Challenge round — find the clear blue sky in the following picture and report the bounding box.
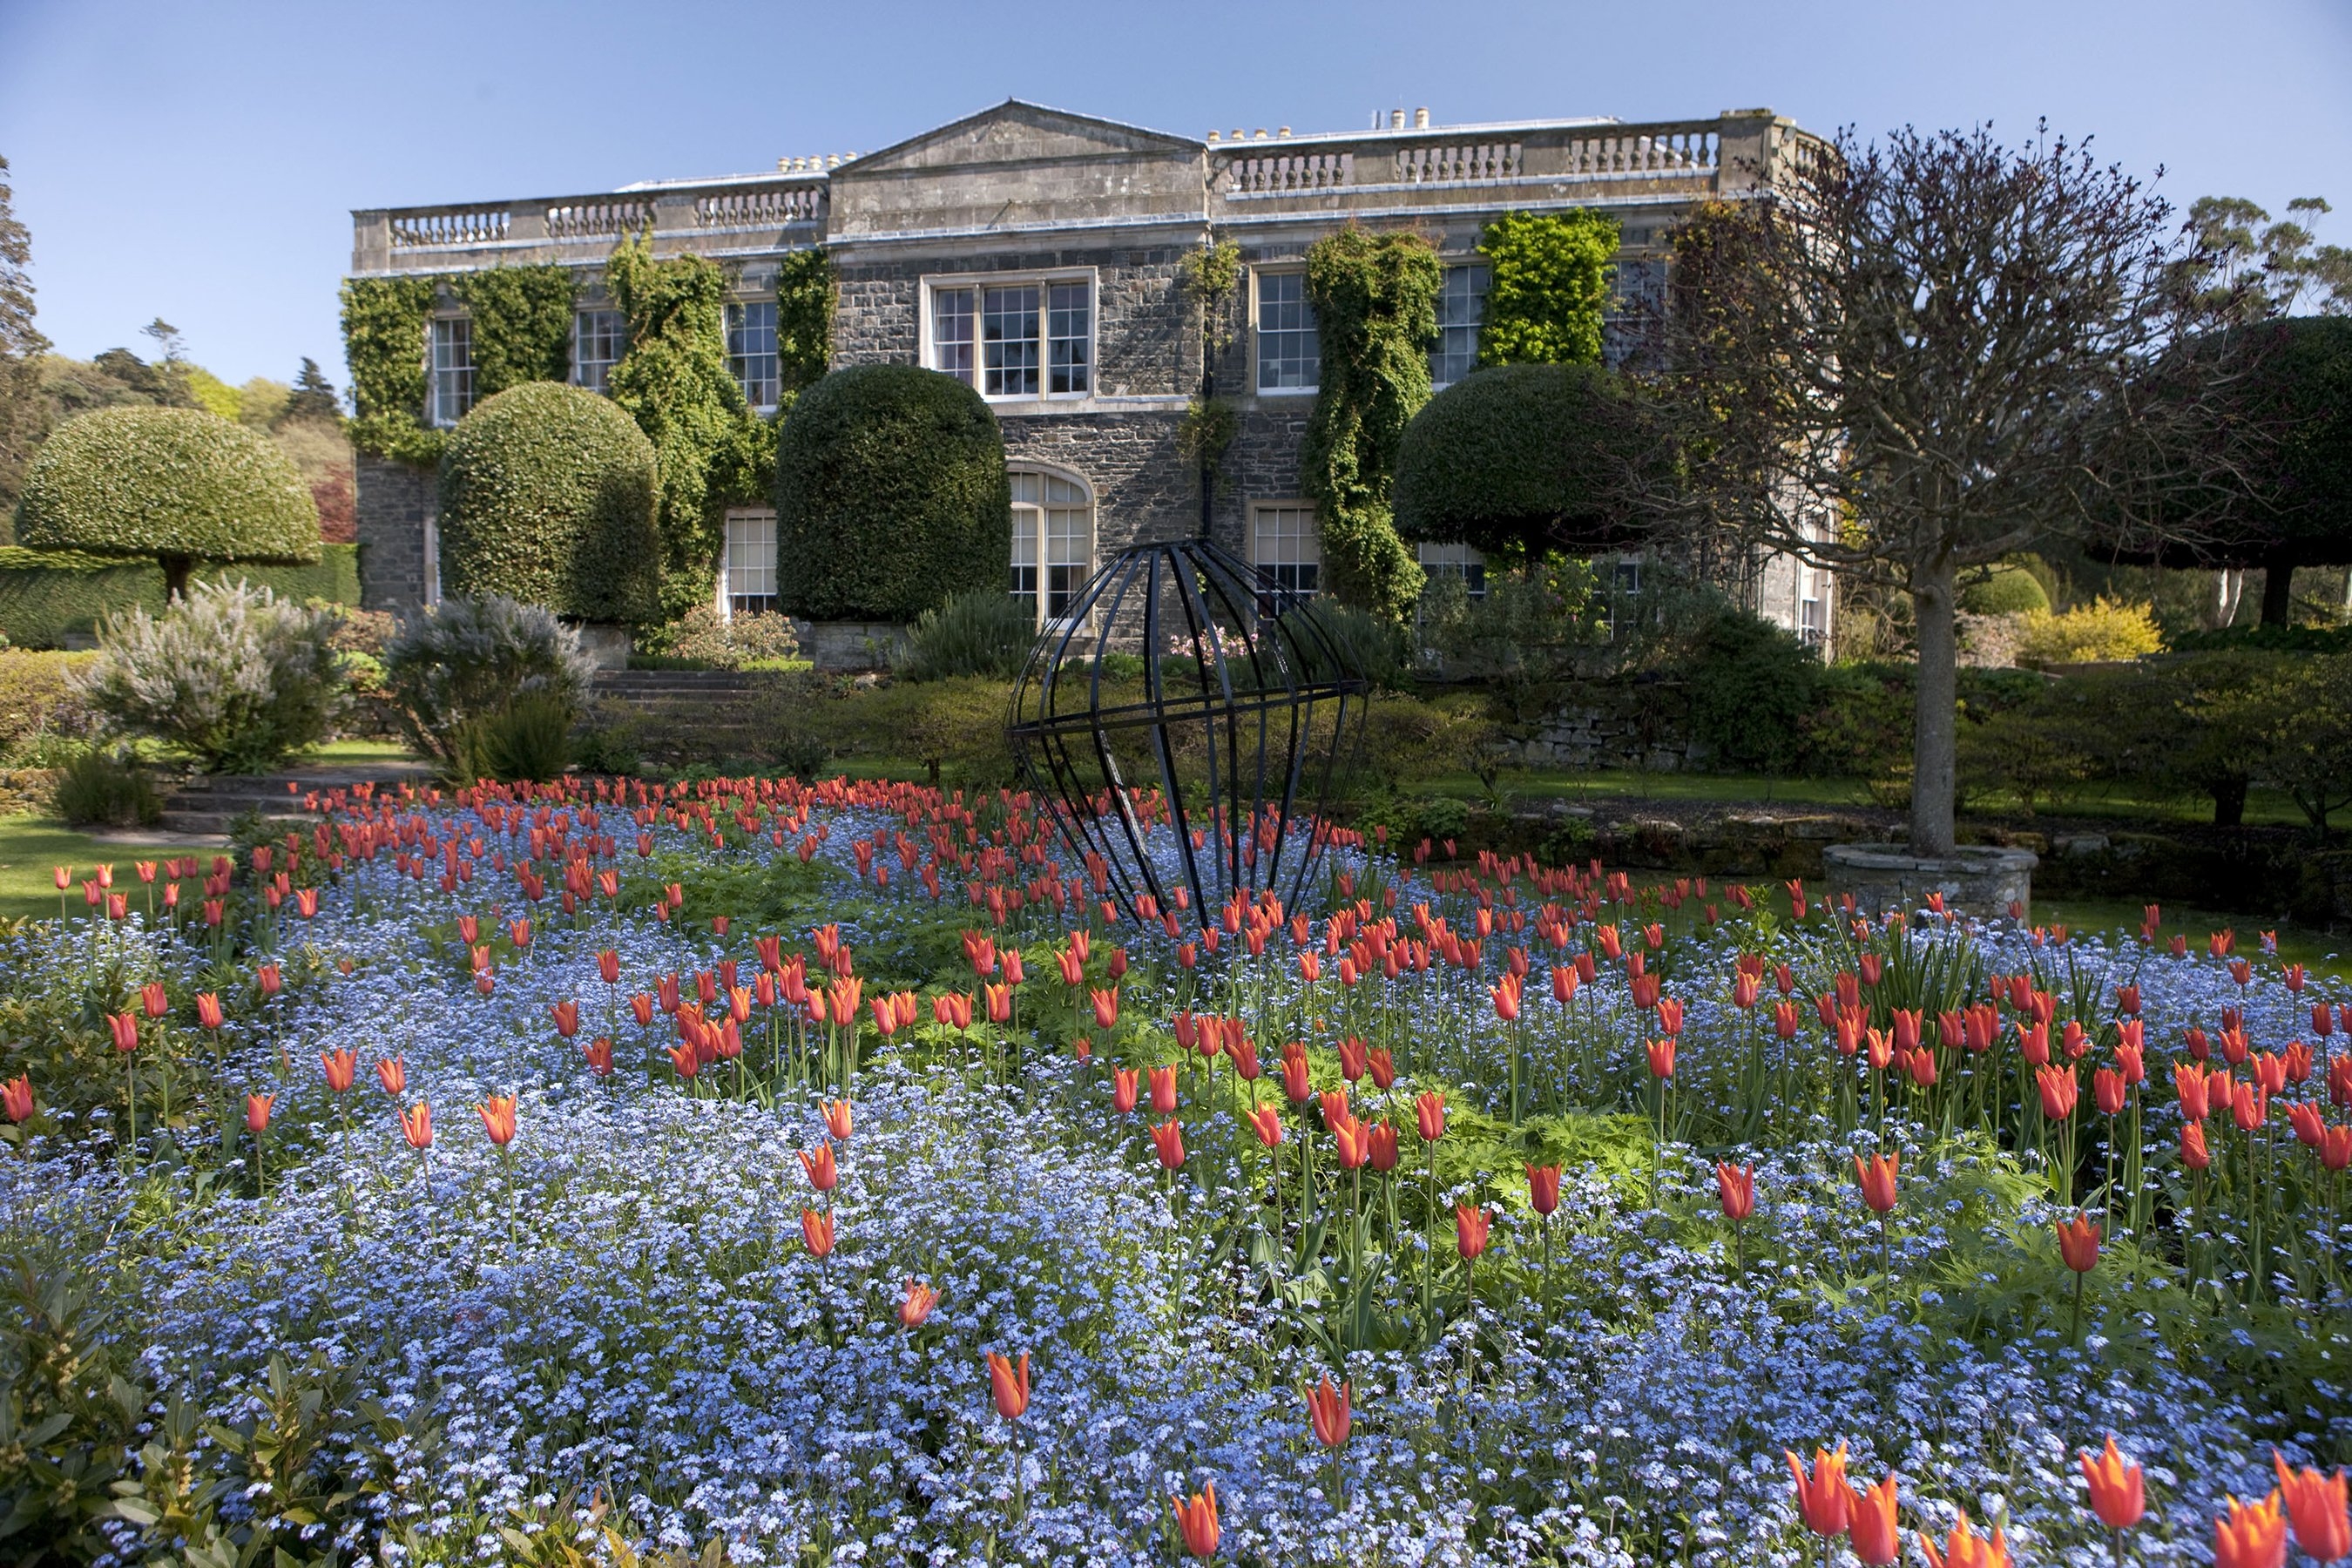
[3,0,2348,389]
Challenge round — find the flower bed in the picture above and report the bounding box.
[0,775,2345,1565]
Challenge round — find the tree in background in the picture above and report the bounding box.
[0,154,48,518]
[1301,228,1442,618]
[2180,195,2351,321]
[1476,210,1619,367]
[283,358,341,425]
[1646,125,2255,858]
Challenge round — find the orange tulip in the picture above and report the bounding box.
[476,1094,517,1146]
[801,1206,834,1258]
[1,1074,31,1123]
[1150,1118,1186,1170]
[800,1142,838,1191]
[1786,1442,1851,1536]
[1090,987,1119,1030]
[376,1056,407,1096]
[2182,1120,2213,1171]
[107,1012,139,1053]
[196,991,224,1031]
[986,1350,1030,1419]
[1919,1511,2010,1568]
[1848,1473,1901,1565]
[2081,1435,2145,1531]
[1149,1064,1178,1115]
[1854,1152,1899,1214]
[2055,1213,2100,1273]
[2274,1451,2350,1562]
[400,1101,433,1149]
[1455,1203,1489,1260]
[1646,1037,1676,1078]
[319,1049,356,1093]
[1307,1374,1350,1447]
[244,1092,274,1134]
[823,1098,853,1141]
[1415,1090,1446,1142]
[1717,1162,1756,1221]
[900,1280,937,1327]
[1170,1480,1220,1558]
[1247,1104,1282,1148]
[1367,1121,1399,1173]
[2037,1063,2078,1120]
[2213,1491,2288,1568]
[139,981,168,1018]
[1112,1067,1140,1114]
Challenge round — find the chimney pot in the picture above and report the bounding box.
[1277,126,1291,138]
[1390,108,1406,129]
[1253,127,1267,139]
[1231,128,1245,143]
[1414,107,1429,128]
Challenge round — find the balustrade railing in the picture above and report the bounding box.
[1392,143,1522,183]
[1225,151,1354,193]
[544,198,655,240]
[389,207,510,248]
[695,184,825,228]
[1559,129,1717,177]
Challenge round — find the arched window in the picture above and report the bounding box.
[1010,468,1093,627]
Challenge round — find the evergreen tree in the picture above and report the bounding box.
[0,153,49,515]
[281,357,342,424]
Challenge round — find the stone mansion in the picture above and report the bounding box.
[348,98,1833,646]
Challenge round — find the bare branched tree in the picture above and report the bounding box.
[1639,123,2261,857]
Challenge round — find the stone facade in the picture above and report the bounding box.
[350,98,1834,636]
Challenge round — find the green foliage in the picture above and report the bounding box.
[457,688,576,784]
[1682,609,1821,773]
[774,364,1009,623]
[75,581,344,773]
[339,274,443,466]
[1175,396,1239,467]
[1958,561,2051,615]
[899,591,1033,681]
[1301,229,1443,618]
[0,650,95,762]
[51,745,159,826]
[771,248,835,396]
[640,603,801,669]
[0,543,358,649]
[571,700,645,777]
[1284,597,1412,693]
[436,382,661,621]
[2016,597,2165,663]
[14,407,321,581]
[382,595,592,765]
[0,1256,145,1567]
[1477,210,1619,367]
[451,266,577,396]
[1393,363,1655,563]
[605,233,768,621]
[2168,620,2352,654]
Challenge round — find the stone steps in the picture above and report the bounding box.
[155,762,432,838]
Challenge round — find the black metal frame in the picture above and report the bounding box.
[1008,538,1369,929]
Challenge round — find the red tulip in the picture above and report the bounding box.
[1717,1162,1755,1221]
[1248,1104,1282,1148]
[1281,1049,1312,1105]
[477,1094,517,1146]
[195,991,224,1031]
[1150,1119,1186,1169]
[1170,1481,1220,1558]
[1367,1121,1399,1172]
[987,1350,1030,1419]
[2213,1491,2288,1568]
[2182,1120,2213,1171]
[1307,1375,1350,1447]
[2036,1064,2078,1120]
[1848,1473,1902,1565]
[376,1056,407,1096]
[1786,1442,1852,1537]
[800,1142,839,1191]
[2081,1435,2145,1531]
[1090,988,1119,1030]
[1,1074,31,1124]
[1455,1203,1489,1260]
[801,1207,834,1258]
[1149,1064,1178,1116]
[584,1038,614,1077]
[1415,1091,1446,1142]
[1112,1067,1139,1114]
[244,1092,274,1134]
[2274,1452,2350,1563]
[1854,1152,1899,1214]
[1526,1163,1561,1217]
[107,1012,139,1053]
[2055,1213,2100,1273]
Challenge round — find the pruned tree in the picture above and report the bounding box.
[0,154,50,516]
[1645,124,2258,857]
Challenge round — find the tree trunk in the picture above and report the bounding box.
[2259,557,2295,627]
[1910,555,1960,856]
[160,553,192,600]
[2211,775,2247,828]
[2215,568,2243,628]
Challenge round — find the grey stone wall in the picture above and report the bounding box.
[354,456,435,613]
[1002,411,1194,551]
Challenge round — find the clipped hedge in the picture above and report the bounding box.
[774,365,1008,623]
[0,544,359,649]
[13,406,321,580]
[1392,363,1655,561]
[437,382,662,622]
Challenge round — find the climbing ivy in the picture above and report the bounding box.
[1301,228,1442,618]
[1477,210,1619,367]
[451,266,576,397]
[605,233,767,621]
[772,248,835,398]
[339,275,442,467]
[1179,239,1243,491]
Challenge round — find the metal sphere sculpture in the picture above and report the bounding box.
[1009,538,1369,930]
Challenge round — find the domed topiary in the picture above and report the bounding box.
[14,405,321,597]
[1392,363,1656,563]
[774,364,1009,623]
[1960,562,2051,615]
[437,382,661,623]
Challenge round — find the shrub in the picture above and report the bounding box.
[899,592,1033,681]
[0,542,361,648]
[71,582,343,774]
[1284,598,1413,694]
[2017,597,2165,664]
[1393,364,1656,564]
[649,603,802,669]
[459,690,574,784]
[774,365,1010,623]
[1681,609,1821,773]
[1959,562,2051,615]
[571,700,645,777]
[436,382,662,622]
[0,649,97,763]
[13,406,321,596]
[51,745,160,826]
[382,596,592,765]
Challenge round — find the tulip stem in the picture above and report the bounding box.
[2069,1265,2084,1348]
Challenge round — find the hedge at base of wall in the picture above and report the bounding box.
[0,544,362,649]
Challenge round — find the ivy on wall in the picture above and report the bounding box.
[1301,228,1442,618]
[451,266,576,398]
[772,248,835,399]
[339,276,442,467]
[1477,210,1620,368]
[605,233,767,621]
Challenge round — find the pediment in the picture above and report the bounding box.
[844,100,1202,176]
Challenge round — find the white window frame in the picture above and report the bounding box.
[1417,539,1487,598]
[427,316,473,428]
[721,507,779,621]
[1009,465,1095,630]
[1249,501,1321,597]
[919,267,1098,402]
[1252,268,1319,395]
[726,299,781,412]
[1430,261,1490,389]
[573,308,626,395]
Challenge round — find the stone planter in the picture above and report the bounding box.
[1821,842,2039,923]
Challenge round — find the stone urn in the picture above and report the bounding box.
[1821,842,2039,923]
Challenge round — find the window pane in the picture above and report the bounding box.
[1253,504,1321,596]
[1417,539,1487,598]
[983,286,1040,397]
[1045,504,1090,619]
[1047,280,1090,394]
[1429,263,1489,387]
[727,301,779,409]
[575,309,627,395]
[932,288,975,386]
[1255,272,1319,392]
[430,318,474,427]
[1010,505,1039,615]
[725,508,779,616]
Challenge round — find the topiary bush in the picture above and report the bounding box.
[436,382,661,622]
[898,591,1033,681]
[71,581,344,774]
[52,745,160,826]
[2017,597,2165,664]
[1393,364,1657,563]
[1682,608,1821,774]
[774,365,1009,623]
[382,595,592,766]
[13,407,321,597]
[1958,562,2051,615]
